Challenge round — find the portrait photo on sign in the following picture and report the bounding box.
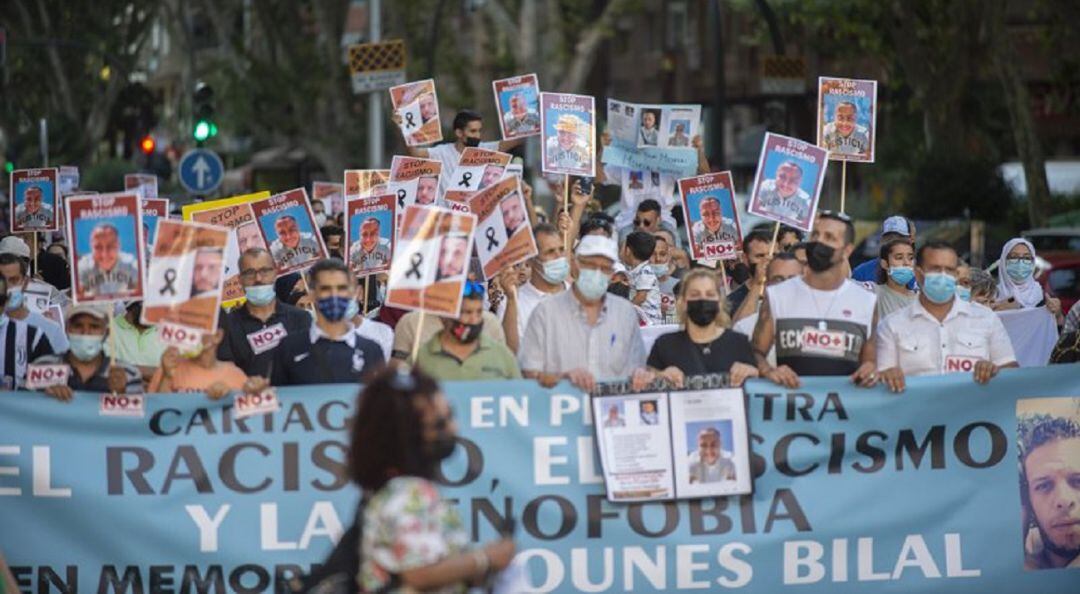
[817,77,878,162]
[494,74,542,140]
[747,132,828,232]
[345,169,391,200]
[658,105,701,149]
[390,79,442,146]
[607,99,640,147]
[386,206,476,317]
[250,190,327,275]
[638,107,662,148]
[141,219,229,332]
[540,92,595,177]
[124,173,158,198]
[346,195,396,276]
[389,156,443,214]
[1016,397,1080,571]
[66,193,144,304]
[667,388,752,498]
[468,176,537,279]
[10,168,59,232]
[592,393,676,502]
[682,420,737,484]
[679,172,743,261]
[183,191,270,307]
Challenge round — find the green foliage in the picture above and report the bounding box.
[80,159,138,193]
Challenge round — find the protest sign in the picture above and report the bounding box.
[98,393,146,418]
[23,280,52,315]
[389,78,442,146]
[124,173,158,198]
[388,156,443,215]
[493,73,542,140]
[9,168,59,232]
[607,98,641,147]
[679,171,743,261]
[4,365,1080,593]
[386,205,476,317]
[540,92,595,177]
[600,142,699,178]
[311,181,343,216]
[66,192,144,304]
[141,219,229,332]
[24,364,69,390]
[344,169,390,201]
[468,176,537,279]
[140,198,170,256]
[443,147,513,210]
[58,166,79,195]
[183,191,271,307]
[817,76,878,163]
[657,105,700,149]
[747,132,829,232]
[249,189,327,276]
[345,193,396,276]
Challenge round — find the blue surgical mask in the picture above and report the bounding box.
[1005,258,1034,283]
[956,285,972,302]
[540,257,570,284]
[575,268,611,301]
[650,263,670,278]
[244,284,276,307]
[69,334,105,362]
[4,288,23,312]
[316,296,352,322]
[344,298,359,321]
[888,266,914,286]
[922,272,957,304]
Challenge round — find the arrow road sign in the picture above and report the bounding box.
[178,148,224,194]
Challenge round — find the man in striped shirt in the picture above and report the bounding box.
[31,304,142,400]
[0,274,55,389]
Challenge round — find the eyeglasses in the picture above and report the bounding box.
[239,267,276,281]
[633,218,655,227]
[463,280,486,298]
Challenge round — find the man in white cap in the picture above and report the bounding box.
[851,215,916,284]
[519,235,646,391]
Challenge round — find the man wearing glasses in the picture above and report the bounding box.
[217,247,312,385]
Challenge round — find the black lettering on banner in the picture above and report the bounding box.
[404,112,416,129]
[433,437,484,487]
[763,488,812,532]
[283,442,300,491]
[160,268,177,296]
[472,497,513,541]
[406,252,424,280]
[774,432,819,477]
[282,403,314,432]
[853,430,888,473]
[748,433,768,480]
[311,440,349,491]
[586,493,620,538]
[954,422,1007,468]
[229,564,271,594]
[107,447,156,495]
[219,442,272,493]
[150,565,175,593]
[485,227,500,251]
[828,432,846,474]
[99,565,141,594]
[161,446,214,494]
[523,495,576,540]
[895,426,946,470]
[149,408,182,436]
[318,400,351,431]
[182,565,226,594]
[627,501,678,537]
[688,497,735,535]
[458,172,472,188]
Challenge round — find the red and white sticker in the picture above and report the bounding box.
[944,355,982,373]
[99,393,146,418]
[25,364,70,390]
[233,389,281,419]
[157,321,204,351]
[702,241,737,260]
[246,323,288,355]
[801,326,848,357]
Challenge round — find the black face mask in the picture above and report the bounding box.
[805,241,837,273]
[462,136,481,148]
[607,282,630,299]
[425,433,457,462]
[450,321,483,343]
[686,299,720,326]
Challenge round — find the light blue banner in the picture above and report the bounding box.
[2,364,1079,593]
[601,143,698,178]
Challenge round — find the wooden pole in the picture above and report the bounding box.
[31,233,38,277]
[767,221,781,257]
[299,274,314,312]
[562,175,571,252]
[840,159,848,214]
[410,309,425,365]
[362,276,370,316]
[108,308,117,368]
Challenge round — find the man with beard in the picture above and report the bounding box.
[502,92,540,137]
[822,101,871,158]
[269,215,322,269]
[545,114,591,172]
[14,185,55,229]
[691,196,739,248]
[349,217,392,273]
[1018,410,1080,569]
[755,160,812,227]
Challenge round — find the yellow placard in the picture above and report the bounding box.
[181,191,270,221]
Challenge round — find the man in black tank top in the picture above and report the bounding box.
[751,211,879,388]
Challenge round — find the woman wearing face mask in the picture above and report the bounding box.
[874,239,917,319]
[993,238,1063,322]
[352,368,517,593]
[634,269,759,388]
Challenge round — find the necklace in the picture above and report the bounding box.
[808,279,844,330]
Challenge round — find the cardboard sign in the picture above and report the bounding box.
[345,194,396,276]
[25,364,70,390]
[58,166,80,195]
[493,73,542,140]
[124,173,159,198]
[388,156,443,217]
[678,171,743,261]
[249,188,328,276]
[311,181,343,216]
[141,219,229,332]
[10,168,60,232]
[540,92,595,177]
[233,389,281,419]
[344,169,391,201]
[945,355,982,374]
[442,147,513,206]
[608,99,701,150]
[156,321,204,351]
[389,79,442,146]
[746,132,829,233]
[66,192,145,304]
[183,191,271,307]
[817,76,878,163]
[468,176,537,279]
[801,326,848,357]
[141,198,170,255]
[386,206,476,317]
[24,280,53,315]
[99,393,146,418]
[246,323,288,355]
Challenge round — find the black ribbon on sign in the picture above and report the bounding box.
[404,113,416,129]
[406,252,424,280]
[397,189,407,208]
[458,172,472,188]
[485,227,500,251]
[160,269,177,296]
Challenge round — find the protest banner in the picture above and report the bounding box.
[183,191,271,307]
[3,365,1080,592]
[389,78,442,146]
[817,76,877,163]
[58,166,79,195]
[747,132,829,233]
[607,98,641,147]
[124,173,159,198]
[443,147,513,211]
[140,198,170,256]
[140,219,229,332]
[657,105,700,149]
[66,192,144,304]
[679,172,743,261]
[600,142,699,178]
[468,176,537,279]
[386,205,476,317]
[9,167,59,232]
[344,169,390,201]
[997,307,1059,367]
[388,155,443,215]
[494,73,542,140]
[311,181,343,216]
[345,193,396,276]
[540,92,595,177]
[249,189,327,276]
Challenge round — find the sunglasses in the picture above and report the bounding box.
[633,218,655,227]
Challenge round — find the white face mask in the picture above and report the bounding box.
[314,213,328,227]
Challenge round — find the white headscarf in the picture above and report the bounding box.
[996,237,1043,308]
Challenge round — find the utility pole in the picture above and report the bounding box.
[39,118,48,166]
[367,0,384,167]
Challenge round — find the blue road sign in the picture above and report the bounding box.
[178,148,224,194]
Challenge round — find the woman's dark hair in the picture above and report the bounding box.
[876,238,914,285]
[350,367,443,491]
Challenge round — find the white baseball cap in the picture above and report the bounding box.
[0,236,31,259]
[575,235,618,262]
[881,216,912,237]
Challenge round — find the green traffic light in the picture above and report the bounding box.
[4,162,12,174]
[193,119,212,142]
[209,122,218,138]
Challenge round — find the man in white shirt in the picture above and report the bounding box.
[497,223,569,352]
[733,253,803,365]
[877,241,1018,391]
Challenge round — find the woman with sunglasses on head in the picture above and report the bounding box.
[632,269,759,390]
[351,368,517,593]
[993,238,1063,324]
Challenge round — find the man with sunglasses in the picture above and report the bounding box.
[617,199,682,250]
[218,248,312,385]
[415,281,521,380]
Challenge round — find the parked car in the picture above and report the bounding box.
[1040,256,1080,316]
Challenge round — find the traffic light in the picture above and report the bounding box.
[192,82,217,144]
[139,135,156,155]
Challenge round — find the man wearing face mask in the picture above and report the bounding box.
[0,272,54,390]
[0,253,67,354]
[275,258,385,384]
[415,281,521,381]
[497,223,570,352]
[108,301,167,383]
[218,248,312,385]
[519,235,646,392]
[733,252,804,366]
[876,241,1017,392]
[32,304,142,401]
[320,225,345,261]
[752,211,879,388]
